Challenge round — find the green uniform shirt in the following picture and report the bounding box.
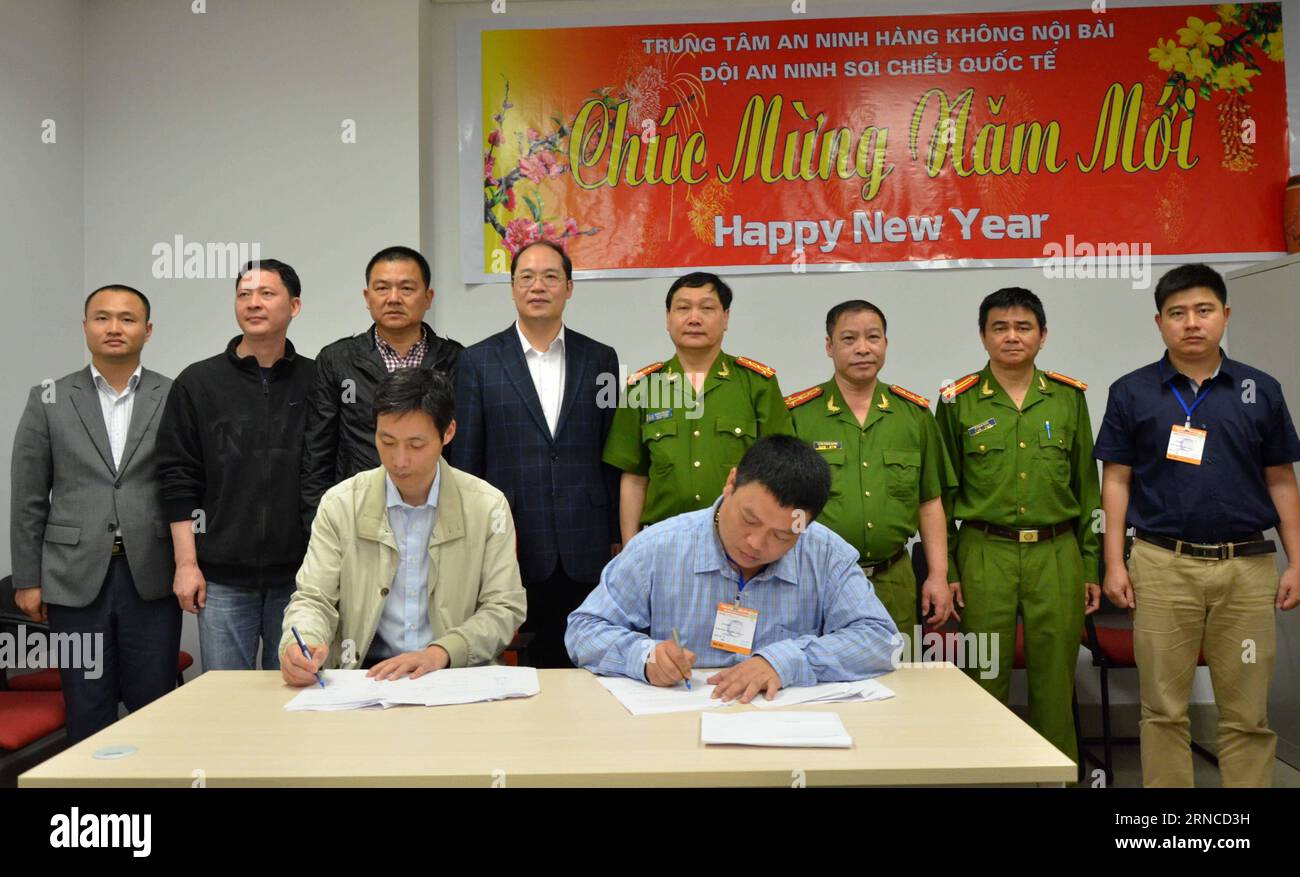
[788,379,955,563]
[602,350,793,526]
[935,364,1102,580]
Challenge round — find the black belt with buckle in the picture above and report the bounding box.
[859,546,908,577]
[962,520,1074,544]
[1135,529,1275,561]
[111,537,126,557]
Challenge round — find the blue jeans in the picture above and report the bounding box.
[197,581,294,671]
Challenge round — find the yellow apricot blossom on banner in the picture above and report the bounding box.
[1214,5,1241,25]
[1266,30,1284,63]
[1178,16,1225,54]
[1174,47,1214,79]
[1148,37,1189,72]
[1214,61,1259,91]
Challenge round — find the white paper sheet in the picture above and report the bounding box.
[752,678,895,709]
[595,670,723,715]
[700,711,853,748]
[595,670,895,716]
[284,666,540,711]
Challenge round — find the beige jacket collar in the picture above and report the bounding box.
[354,458,466,550]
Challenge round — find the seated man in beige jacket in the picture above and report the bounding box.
[280,367,526,686]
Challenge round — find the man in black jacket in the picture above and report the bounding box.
[300,246,462,533]
[157,259,315,670]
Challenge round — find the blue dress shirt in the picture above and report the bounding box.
[564,499,899,687]
[369,470,441,660]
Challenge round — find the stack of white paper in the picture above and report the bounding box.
[752,678,894,709]
[700,711,853,748]
[595,670,895,716]
[284,666,540,711]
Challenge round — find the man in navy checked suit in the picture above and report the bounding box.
[449,241,620,667]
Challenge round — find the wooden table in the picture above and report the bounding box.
[19,665,1075,787]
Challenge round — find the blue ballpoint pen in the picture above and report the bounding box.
[291,625,325,688]
[671,627,691,691]
[1046,421,1052,440]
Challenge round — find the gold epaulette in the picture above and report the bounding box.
[784,386,823,410]
[626,362,664,385]
[890,385,931,409]
[1045,371,1088,391]
[940,373,980,401]
[734,356,776,378]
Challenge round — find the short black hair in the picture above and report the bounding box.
[979,287,1046,333]
[733,435,832,520]
[237,259,301,298]
[510,240,572,281]
[372,367,455,436]
[84,284,151,321]
[1154,263,1227,312]
[826,300,887,337]
[666,272,732,310]
[366,246,431,288]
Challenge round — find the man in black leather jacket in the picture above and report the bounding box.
[300,246,462,534]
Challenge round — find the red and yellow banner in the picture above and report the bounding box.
[470,3,1289,279]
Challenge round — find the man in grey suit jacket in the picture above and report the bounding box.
[10,285,181,743]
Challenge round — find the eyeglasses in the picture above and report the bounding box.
[513,271,566,289]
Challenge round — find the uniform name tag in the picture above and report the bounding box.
[967,418,997,436]
[710,602,758,655]
[645,409,672,423]
[813,441,842,451]
[1167,424,1207,465]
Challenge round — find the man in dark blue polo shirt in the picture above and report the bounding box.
[1095,263,1300,788]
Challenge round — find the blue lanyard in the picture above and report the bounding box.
[723,552,751,603]
[1159,359,1212,426]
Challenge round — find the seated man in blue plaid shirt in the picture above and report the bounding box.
[565,434,899,703]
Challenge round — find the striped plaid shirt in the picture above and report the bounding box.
[565,500,899,687]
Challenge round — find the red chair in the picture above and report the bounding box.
[1081,614,1216,785]
[0,690,67,760]
[6,651,196,691]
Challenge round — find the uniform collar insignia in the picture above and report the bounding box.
[826,394,841,414]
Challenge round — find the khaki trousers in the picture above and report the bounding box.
[1129,538,1278,787]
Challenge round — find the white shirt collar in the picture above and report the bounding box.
[516,321,565,357]
[385,466,441,511]
[89,363,143,397]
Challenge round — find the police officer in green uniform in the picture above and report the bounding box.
[786,300,956,634]
[603,272,792,542]
[935,287,1101,767]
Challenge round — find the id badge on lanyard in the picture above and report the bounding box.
[1162,362,1211,466]
[711,564,758,655]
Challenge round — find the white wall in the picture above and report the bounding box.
[0,0,87,579]
[82,0,424,380]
